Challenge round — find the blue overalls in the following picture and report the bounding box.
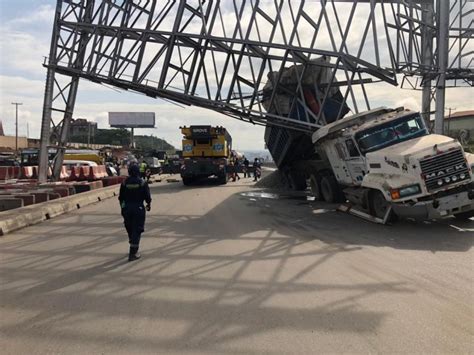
[118,176,151,252]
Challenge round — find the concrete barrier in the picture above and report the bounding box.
[13,194,36,206]
[0,184,120,236]
[0,197,24,212]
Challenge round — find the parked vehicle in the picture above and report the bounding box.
[180,125,232,185]
[143,156,161,174]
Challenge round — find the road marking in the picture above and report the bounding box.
[449,224,474,232]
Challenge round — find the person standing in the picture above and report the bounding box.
[253,158,261,181]
[243,157,250,178]
[119,164,152,261]
[139,159,148,179]
[234,158,241,181]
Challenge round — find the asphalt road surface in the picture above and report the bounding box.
[1,172,473,354]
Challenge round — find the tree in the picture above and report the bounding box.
[134,135,174,151]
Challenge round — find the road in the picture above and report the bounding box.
[1,172,473,354]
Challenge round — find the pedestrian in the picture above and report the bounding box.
[119,164,152,261]
[253,158,261,181]
[234,158,241,181]
[228,159,236,182]
[139,159,148,179]
[243,157,250,178]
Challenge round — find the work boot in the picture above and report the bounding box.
[128,246,141,262]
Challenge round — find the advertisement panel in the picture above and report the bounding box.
[109,112,155,128]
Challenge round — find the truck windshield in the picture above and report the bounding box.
[355,114,428,154]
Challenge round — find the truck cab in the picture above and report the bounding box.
[313,107,474,221]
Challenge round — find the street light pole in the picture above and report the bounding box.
[11,102,23,153]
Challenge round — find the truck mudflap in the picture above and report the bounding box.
[392,189,474,220]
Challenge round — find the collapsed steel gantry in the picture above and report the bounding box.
[38,0,473,182]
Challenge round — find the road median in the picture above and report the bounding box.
[0,185,120,236]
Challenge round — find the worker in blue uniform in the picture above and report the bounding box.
[119,164,152,261]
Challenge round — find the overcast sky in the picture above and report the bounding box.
[0,1,472,151]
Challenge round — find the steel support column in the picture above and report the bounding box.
[421,0,434,126]
[434,0,450,134]
[38,1,63,183]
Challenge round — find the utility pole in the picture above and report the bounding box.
[11,102,23,153]
[446,107,456,136]
[88,122,91,148]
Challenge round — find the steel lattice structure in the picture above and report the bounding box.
[39,0,473,182]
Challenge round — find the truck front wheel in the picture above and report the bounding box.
[369,190,397,222]
[321,176,345,203]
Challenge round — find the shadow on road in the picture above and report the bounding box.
[0,182,471,353]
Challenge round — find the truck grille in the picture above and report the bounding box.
[420,149,470,191]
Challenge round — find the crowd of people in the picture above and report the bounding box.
[228,155,262,182]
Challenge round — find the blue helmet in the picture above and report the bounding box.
[128,164,140,176]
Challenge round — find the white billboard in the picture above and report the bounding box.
[109,112,155,128]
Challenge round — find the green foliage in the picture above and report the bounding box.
[95,128,131,146]
[70,128,130,146]
[69,129,174,151]
[134,135,174,151]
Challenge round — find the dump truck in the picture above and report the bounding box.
[312,107,474,222]
[264,59,474,222]
[180,125,232,185]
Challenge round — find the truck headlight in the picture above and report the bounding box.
[390,184,421,200]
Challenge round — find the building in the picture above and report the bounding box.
[444,110,474,145]
[0,120,4,136]
[0,136,29,151]
[69,118,98,143]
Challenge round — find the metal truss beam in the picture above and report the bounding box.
[39,0,473,182]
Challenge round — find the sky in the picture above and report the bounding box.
[0,1,472,151]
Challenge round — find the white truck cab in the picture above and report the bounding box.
[313,107,474,221]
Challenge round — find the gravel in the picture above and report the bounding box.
[254,170,286,189]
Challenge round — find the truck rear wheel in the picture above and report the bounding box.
[288,171,307,191]
[217,173,228,185]
[309,174,322,200]
[321,176,345,203]
[280,170,292,190]
[182,176,194,186]
[453,210,474,221]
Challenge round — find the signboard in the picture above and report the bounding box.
[109,112,155,128]
[190,125,211,137]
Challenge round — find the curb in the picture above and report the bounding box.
[0,185,120,236]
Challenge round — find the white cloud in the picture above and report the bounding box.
[0,30,50,76]
[8,4,54,26]
[0,2,472,153]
